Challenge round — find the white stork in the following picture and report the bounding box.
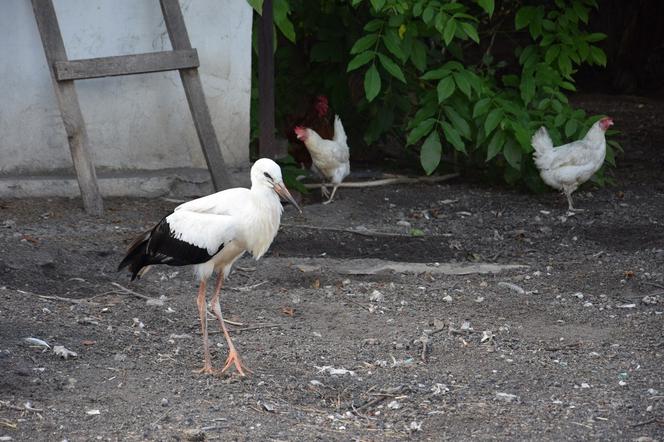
[118,158,301,376]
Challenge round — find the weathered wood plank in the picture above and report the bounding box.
[31,0,103,215]
[55,49,199,81]
[159,0,233,190]
[258,0,280,159]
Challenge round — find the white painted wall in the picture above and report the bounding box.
[0,0,251,180]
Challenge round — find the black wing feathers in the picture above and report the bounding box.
[118,216,224,281]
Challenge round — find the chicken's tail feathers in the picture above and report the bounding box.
[531,126,553,165]
[332,114,347,146]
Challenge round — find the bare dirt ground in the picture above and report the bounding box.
[1,95,663,441]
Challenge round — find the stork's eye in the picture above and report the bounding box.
[263,172,273,180]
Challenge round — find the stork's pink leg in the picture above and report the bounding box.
[193,280,215,374]
[211,273,251,376]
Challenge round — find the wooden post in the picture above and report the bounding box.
[160,0,233,190]
[258,0,280,159]
[31,0,103,215]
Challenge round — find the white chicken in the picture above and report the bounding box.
[294,115,350,204]
[532,117,614,212]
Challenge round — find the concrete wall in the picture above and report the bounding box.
[0,0,252,196]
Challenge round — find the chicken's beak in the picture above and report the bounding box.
[274,183,302,213]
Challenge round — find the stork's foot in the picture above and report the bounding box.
[221,348,252,377]
[192,363,216,375]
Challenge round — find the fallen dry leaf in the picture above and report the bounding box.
[312,278,321,289]
[281,306,295,317]
[81,340,96,346]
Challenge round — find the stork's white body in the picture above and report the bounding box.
[167,185,283,281]
[119,158,300,375]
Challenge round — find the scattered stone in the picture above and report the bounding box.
[53,345,77,359]
[261,402,276,412]
[647,388,659,395]
[114,353,127,362]
[572,292,584,299]
[481,330,494,343]
[409,421,422,432]
[182,429,206,442]
[387,400,401,409]
[24,337,50,349]
[396,220,411,228]
[315,365,356,376]
[369,290,384,302]
[161,398,169,407]
[616,304,636,309]
[442,295,453,302]
[498,282,525,294]
[642,295,659,305]
[86,409,100,415]
[431,383,449,395]
[495,392,519,403]
[363,338,379,346]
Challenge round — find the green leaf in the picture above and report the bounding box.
[377,53,406,83]
[520,75,535,104]
[407,118,436,145]
[442,122,466,152]
[477,0,495,16]
[502,140,522,170]
[585,32,607,43]
[486,130,506,161]
[589,46,607,66]
[383,31,407,62]
[460,22,480,43]
[350,34,379,54]
[473,97,491,118]
[545,45,561,65]
[364,19,383,32]
[410,228,425,237]
[444,107,472,139]
[422,6,435,24]
[420,130,442,175]
[347,51,375,72]
[364,64,381,102]
[564,119,578,137]
[369,0,386,11]
[410,39,427,72]
[273,0,295,43]
[515,6,533,30]
[421,66,450,80]
[443,19,457,46]
[453,72,472,98]
[246,0,263,14]
[437,77,456,102]
[484,108,504,135]
[352,0,363,5]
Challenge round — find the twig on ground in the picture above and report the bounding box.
[344,296,372,312]
[228,281,268,292]
[544,342,582,352]
[110,282,153,301]
[632,417,664,427]
[642,281,664,290]
[202,323,281,334]
[19,289,101,306]
[281,224,411,238]
[355,386,405,412]
[303,173,458,189]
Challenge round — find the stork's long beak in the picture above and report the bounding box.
[274,183,302,213]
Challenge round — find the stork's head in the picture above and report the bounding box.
[294,126,309,141]
[599,117,614,131]
[314,95,329,117]
[251,158,302,213]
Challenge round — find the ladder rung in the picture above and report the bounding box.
[54,49,200,81]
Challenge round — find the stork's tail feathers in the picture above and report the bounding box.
[531,126,553,168]
[117,231,151,281]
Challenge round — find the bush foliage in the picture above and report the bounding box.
[249,0,620,189]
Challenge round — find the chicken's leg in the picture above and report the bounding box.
[211,273,250,376]
[564,188,584,213]
[193,280,214,374]
[323,184,340,205]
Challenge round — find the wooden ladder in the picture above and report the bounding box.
[32,0,233,215]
